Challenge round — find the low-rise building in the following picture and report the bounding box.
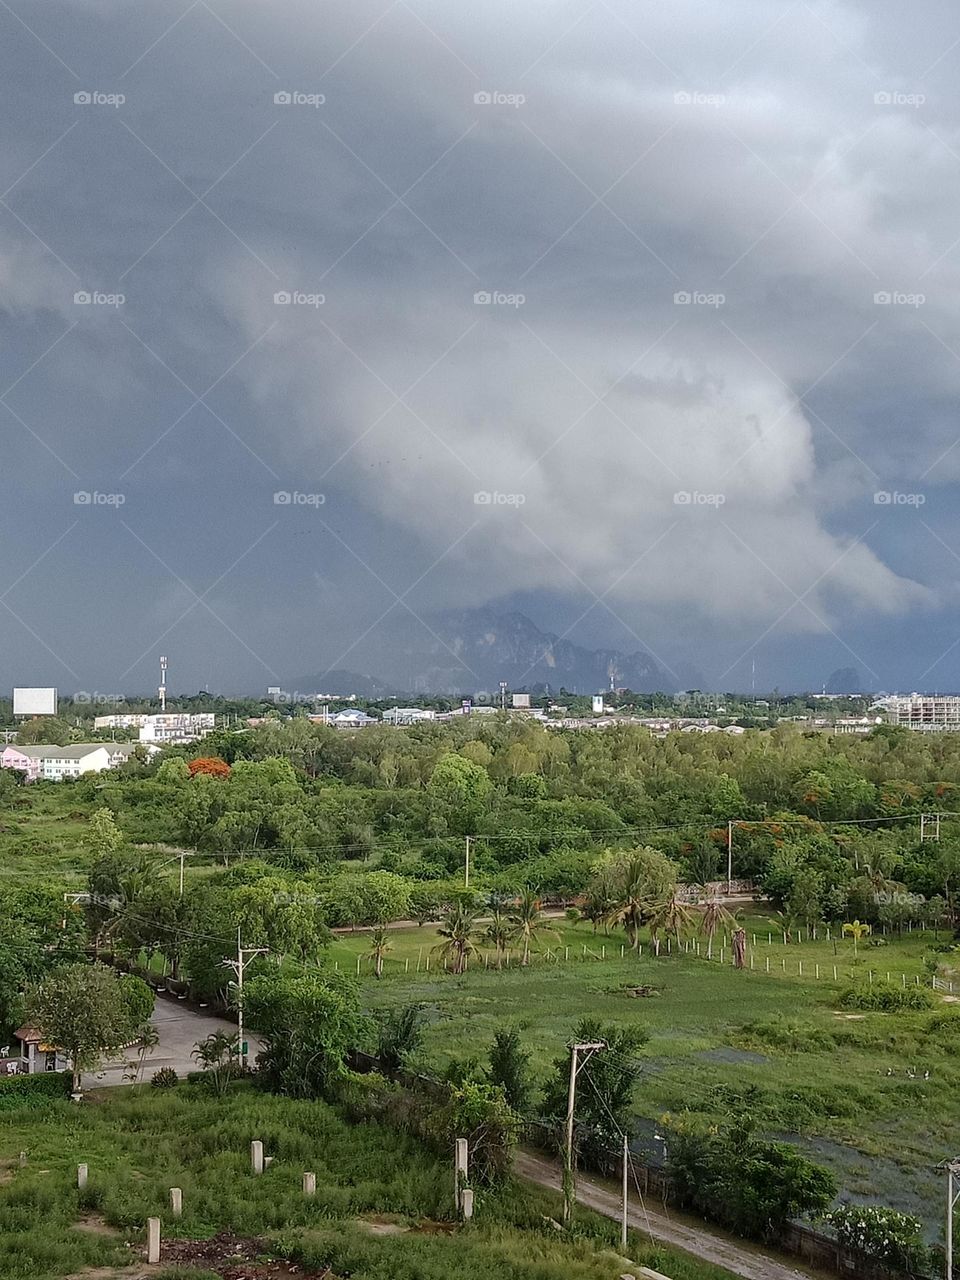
[0,742,145,781]
[381,707,437,725]
[93,712,215,743]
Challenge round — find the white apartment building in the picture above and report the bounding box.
[93,712,215,742]
[381,707,437,725]
[876,694,960,732]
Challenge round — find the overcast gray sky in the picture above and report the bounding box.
[3,0,960,695]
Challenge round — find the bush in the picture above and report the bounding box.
[151,1066,178,1088]
[0,1070,71,1109]
[838,982,935,1012]
[828,1204,927,1272]
[665,1114,836,1242]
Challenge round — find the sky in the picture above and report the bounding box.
[2,0,960,696]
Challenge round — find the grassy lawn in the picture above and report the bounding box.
[0,1082,739,1280]
[337,915,958,1235]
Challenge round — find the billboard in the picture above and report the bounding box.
[13,687,58,716]
[592,695,604,714]
[511,692,531,709]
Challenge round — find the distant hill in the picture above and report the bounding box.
[288,608,696,697]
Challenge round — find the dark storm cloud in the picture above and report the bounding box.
[2,0,960,691]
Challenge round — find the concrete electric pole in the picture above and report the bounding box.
[563,1040,605,1226]
[222,928,268,1070]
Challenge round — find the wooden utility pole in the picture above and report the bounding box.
[563,1040,605,1226]
[621,1132,629,1249]
[726,820,733,892]
[464,836,472,887]
[946,1158,960,1280]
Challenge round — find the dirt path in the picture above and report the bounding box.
[514,1149,826,1280]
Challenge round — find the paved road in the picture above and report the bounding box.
[515,1149,826,1280]
[81,995,259,1089]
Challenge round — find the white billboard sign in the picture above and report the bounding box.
[13,687,58,716]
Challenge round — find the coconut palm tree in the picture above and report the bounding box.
[647,891,694,954]
[842,919,871,956]
[509,889,558,965]
[485,908,510,969]
[698,899,736,959]
[582,872,617,935]
[368,925,391,978]
[604,851,675,949]
[432,907,478,975]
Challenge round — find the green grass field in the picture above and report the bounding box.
[0,1082,739,1280]
[334,913,958,1235]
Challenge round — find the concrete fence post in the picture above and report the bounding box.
[170,1188,182,1218]
[251,1141,264,1175]
[147,1216,161,1264]
[454,1137,468,1210]
[77,1163,88,1190]
[461,1186,474,1220]
[18,1151,27,1168]
[303,1172,316,1196]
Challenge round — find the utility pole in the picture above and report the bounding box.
[621,1132,629,1250]
[562,1040,605,1226]
[464,836,472,888]
[922,813,942,842]
[222,928,268,1070]
[726,820,733,893]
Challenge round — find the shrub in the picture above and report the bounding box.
[838,982,935,1012]
[151,1066,178,1088]
[0,1070,71,1109]
[665,1114,836,1241]
[828,1204,927,1272]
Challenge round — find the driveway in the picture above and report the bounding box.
[82,995,260,1088]
[515,1149,829,1280]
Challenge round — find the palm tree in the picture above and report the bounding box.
[134,1022,160,1083]
[605,856,662,949]
[192,1029,239,1096]
[583,873,617,935]
[509,889,558,965]
[485,909,510,969]
[842,919,871,956]
[432,907,478,975]
[647,891,694,954]
[698,899,736,959]
[368,925,391,978]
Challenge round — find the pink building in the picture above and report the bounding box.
[0,746,41,781]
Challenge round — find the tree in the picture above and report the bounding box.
[377,1003,425,1075]
[509,889,557,965]
[368,925,391,978]
[188,757,231,778]
[541,1019,648,1167]
[84,807,124,859]
[488,1027,533,1113]
[698,899,735,959]
[192,1029,239,1096]
[244,970,365,1098]
[129,1022,160,1083]
[602,848,678,949]
[842,919,871,955]
[485,908,511,969]
[26,963,151,1093]
[433,906,479,974]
